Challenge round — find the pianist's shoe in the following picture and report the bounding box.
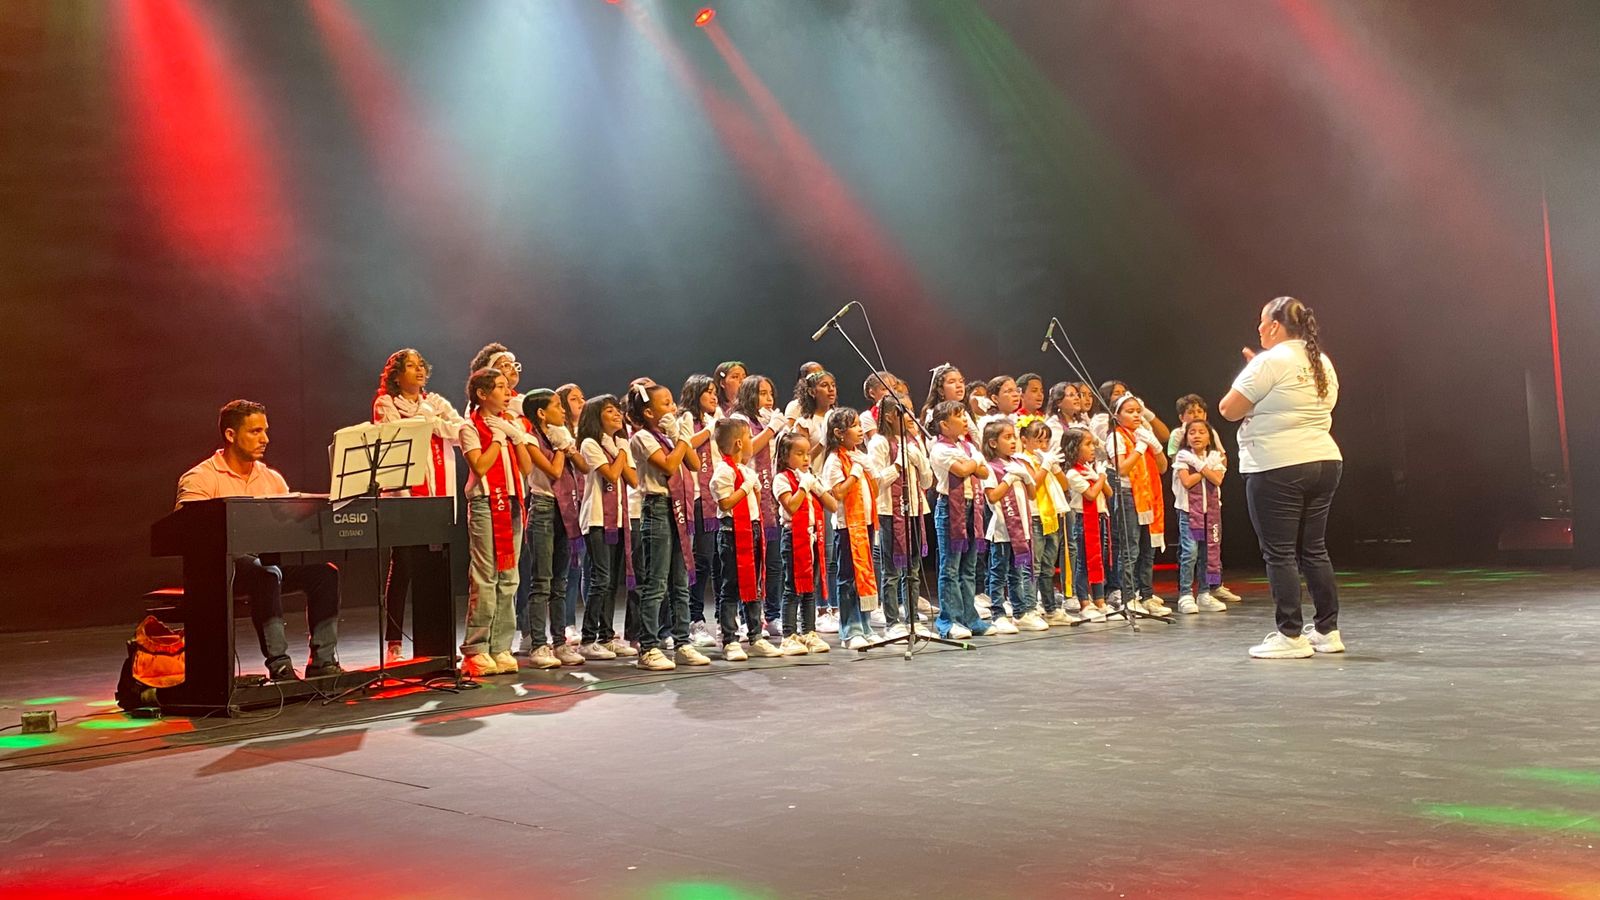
[305,660,344,679]
[267,659,299,682]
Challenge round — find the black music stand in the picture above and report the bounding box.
[326,419,465,701]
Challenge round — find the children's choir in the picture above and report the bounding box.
[369,349,1244,674]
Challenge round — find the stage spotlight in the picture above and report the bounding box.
[693,7,715,27]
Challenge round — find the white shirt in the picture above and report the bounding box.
[459,418,519,499]
[820,449,876,529]
[579,435,632,530]
[867,433,932,517]
[929,437,982,498]
[711,456,762,523]
[983,459,1034,544]
[1172,449,1224,514]
[794,413,829,475]
[1231,339,1340,474]
[628,429,676,496]
[1065,463,1110,516]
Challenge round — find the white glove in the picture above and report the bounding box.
[760,407,785,432]
[1005,461,1035,488]
[798,473,822,495]
[485,414,514,444]
[545,424,575,451]
[975,395,995,414]
[849,450,872,471]
[1042,448,1064,473]
[1133,426,1159,453]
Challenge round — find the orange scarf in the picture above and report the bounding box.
[1116,425,1167,551]
[837,449,879,607]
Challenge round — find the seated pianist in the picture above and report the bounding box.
[176,400,343,682]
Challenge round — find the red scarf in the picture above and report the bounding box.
[1075,462,1105,585]
[723,456,763,601]
[472,410,523,572]
[783,469,828,594]
[837,449,878,605]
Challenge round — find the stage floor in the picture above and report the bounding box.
[3,567,1597,899]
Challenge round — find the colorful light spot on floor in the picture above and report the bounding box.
[77,717,161,730]
[1344,581,1374,588]
[0,733,68,750]
[644,882,768,900]
[21,696,77,706]
[1504,767,1600,789]
[1419,803,1600,833]
[1411,580,1443,586]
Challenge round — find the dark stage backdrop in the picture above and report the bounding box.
[2,0,1596,631]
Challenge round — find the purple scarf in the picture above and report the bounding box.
[692,414,720,532]
[1184,452,1223,585]
[986,458,1033,569]
[655,428,698,585]
[754,433,780,541]
[598,437,636,590]
[534,426,584,556]
[939,437,986,554]
[882,438,924,568]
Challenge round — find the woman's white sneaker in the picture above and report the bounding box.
[1249,631,1314,659]
[1304,627,1345,653]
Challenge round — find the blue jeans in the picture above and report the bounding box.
[989,541,1036,617]
[1245,460,1342,636]
[762,529,783,626]
[639,496,691,651]
[833,525,875,641]
[1176,510,1218,597]
[780,532,819,637]
[933,496,985,635]
[1113,487,1153,599]
[1031,516,1062,613]
[875,514,921,626]
[689,507,718,623]
[582,526,627,644]
[1068,511,1108,602]
[519,495,570,647]
[715,526,764,644]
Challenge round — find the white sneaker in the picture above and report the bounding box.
[1126,598,1149,615]
[1303,626,1345,653]
[676,645,711,666]
[801,632,830,653]
[1145,598,1173,617]
[554,644,587,666]
[690,621,718,648]
[462,652,498,678]
[723,641,748,662]
[385,641,405,665]
[1046,609,1078,626]
[1198,593,1228,613]
[578,641,617,661]
[816,612,840,634]
[885,623,911,639]
[1108,589,1123,606]
[1017,611,1050,632]
[637,648,676,671]
[749,638,784,658]
[990,616,1020,635]
[492,651,519,674]
[736,623,749,643]
[869,608,888,628]
[779,635,810,656]
[1249,631,1314,659]
[764,620,783,640]
[1145,593,1167,608]
[974,593,992,616]
[1177,594,1198,614]
[948,624,974,640]
[529,645,562,670]
[916,596,934,615]
[1081,605,1107,623]
[604,637,639,658]
[1211,584,1241,602]
[564,625,581,645]
[846,635,870,650]
[914,623,939,638]
[1002,600,1015,618]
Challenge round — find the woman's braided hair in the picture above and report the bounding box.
[1266,296,1329,400]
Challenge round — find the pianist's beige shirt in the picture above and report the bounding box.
[176,451,291,509]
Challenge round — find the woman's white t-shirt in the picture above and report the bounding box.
[1230,339,1340,474]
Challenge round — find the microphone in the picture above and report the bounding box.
[1039,320,1054,352]
[810,301,858,342]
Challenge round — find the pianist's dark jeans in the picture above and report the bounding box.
[233,555,340,669]
[383,545,448,644]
